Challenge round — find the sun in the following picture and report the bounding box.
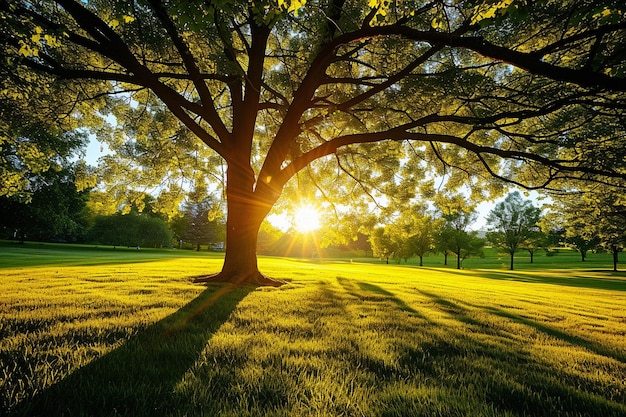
[293,204,321,233]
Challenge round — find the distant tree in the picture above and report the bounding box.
[521,227,545,264]
[408,215,440,267]
[550,186,625,271]
[434,232,453,267]
[370,227,395,264]
[0,166,90,242]
[437,224,485,270]
[434,195,483,269]
[88,213,173,248]
[567,236,599,262]
[539,216,592,260]
[486,192,542,270]
[170,190,225,251]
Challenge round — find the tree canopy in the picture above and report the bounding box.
[2,0,625,284]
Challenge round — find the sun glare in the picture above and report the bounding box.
[293,204,321,233]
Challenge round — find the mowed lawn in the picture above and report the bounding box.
[1,243,625,416]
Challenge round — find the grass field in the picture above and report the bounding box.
[1,242,625,416]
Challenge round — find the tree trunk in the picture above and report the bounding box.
[194,163,283,286]
[529,250,534,263]
[510,252,515,270]
[581,250,586,262]
[456,250,461,269]
[419,256,423,267]
[443,252,448,266]
[612,247,619,272]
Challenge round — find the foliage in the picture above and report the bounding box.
[0,166,90,242]
[0,72,91,200]
[368,204,437,264]
[548,184,626,270]
[87,213,173,248]
[169,188,226,250]
[486,191,542,270]
[434,195,484,269]
[2,0,626,280]
[1,246,625,416]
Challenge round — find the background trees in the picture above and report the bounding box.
[88,213,173,248]
[2,1,626,283]
[0,166,90,242]
[548,185,626,271]
[436,201,484,270]
[170,192,226,251]
[486,192,542,270]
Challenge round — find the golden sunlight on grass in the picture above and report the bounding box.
[1,250,626,416]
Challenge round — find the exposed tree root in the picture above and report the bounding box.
[192,271,285,287]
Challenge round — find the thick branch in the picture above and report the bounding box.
[282,127,626,187]
[146,0,230,141]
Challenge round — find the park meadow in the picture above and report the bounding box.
[1,242,625,416]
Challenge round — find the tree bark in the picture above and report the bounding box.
[194,163,283,286]
[510,252,515,270]
[612,247,619,272]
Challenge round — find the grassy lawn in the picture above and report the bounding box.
[1,242,625,416]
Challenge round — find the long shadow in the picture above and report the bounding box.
[355,281,422,315]
[11,283,253,417]
[483,305,626,364]
[425,266,626,293]
[397,289,626,416]
[415,288,626,363]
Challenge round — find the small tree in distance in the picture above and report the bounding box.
[438,207,483,270]
[170,190,225,251]
[486,192,542,270]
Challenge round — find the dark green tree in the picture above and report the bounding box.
[437,205,483,269]
[550,185,625,270]
[0,166,90,242]
[3,1,626,284]
[88,213,173,248]
[170,192,226,251]
[486,191,542,270]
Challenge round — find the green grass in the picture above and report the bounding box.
[1,243,625,416]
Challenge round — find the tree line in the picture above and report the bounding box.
[3,160,624,271]
[0,163,226,251]
[368,190,625,271]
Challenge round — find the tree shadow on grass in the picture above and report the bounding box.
[11,283,254,417]
[359,285,626,416]
[426,267,626,293]
[483,305,626,364]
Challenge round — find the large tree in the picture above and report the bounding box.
[2,1,626,284]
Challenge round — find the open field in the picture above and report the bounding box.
[1,243,625,416]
